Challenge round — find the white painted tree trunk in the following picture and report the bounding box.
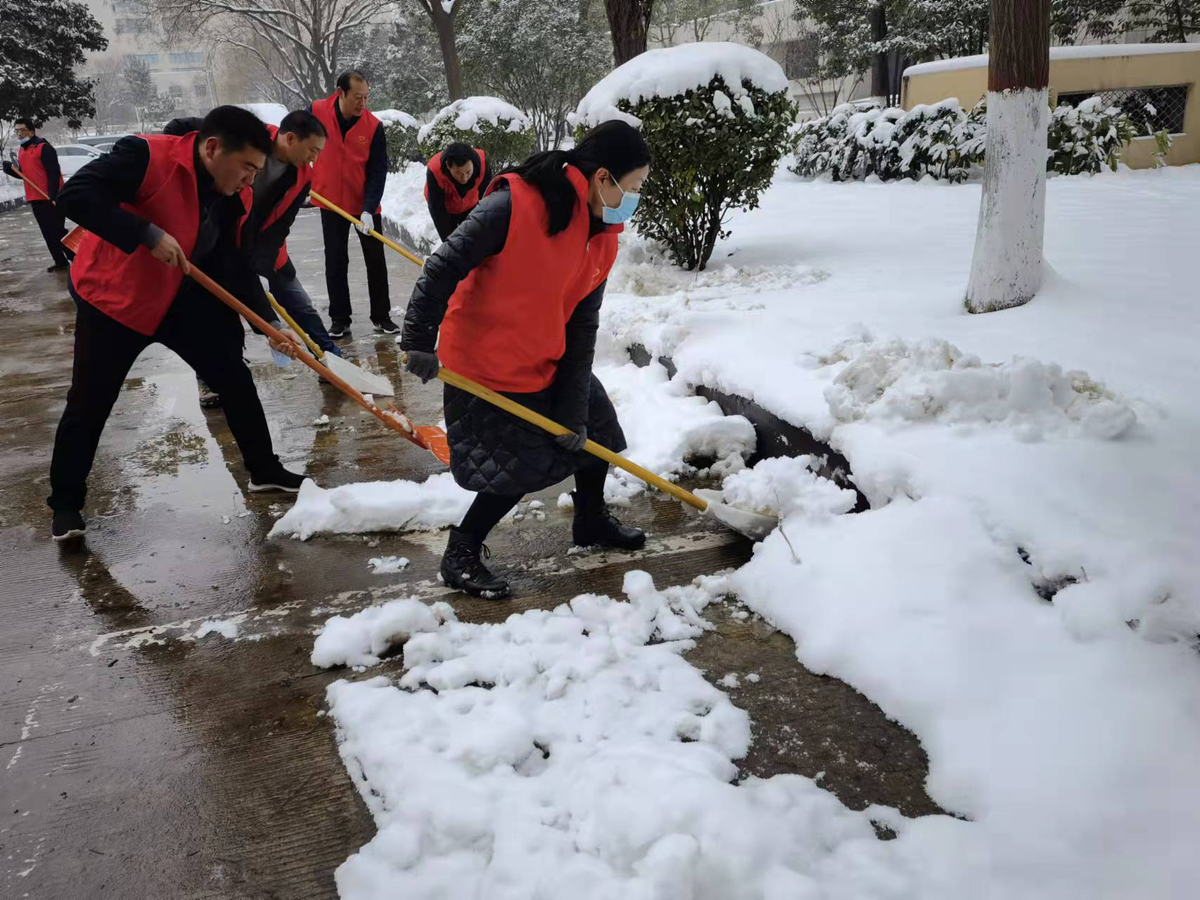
[965,88,1049,314]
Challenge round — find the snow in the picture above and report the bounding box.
[573,42,789,129]
[381,162,438,254]
[312,599,456,669]
[268,473,474,540]
[368,556,410,574]
[193,618,240,640]
[903,42,1200,77]
[238,102,287,126]
[0,176,23,204]
[718,455,856,520]
[417,96,531,144]
[374,109,420,129]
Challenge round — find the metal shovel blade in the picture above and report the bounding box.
[693,489,780,541]
[323,353,395,396]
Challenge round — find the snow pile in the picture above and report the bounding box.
[821,332,1137,440]
[323,571,940,898]
[719,456,857,520]
[374,109,420,129]
[268,473,473,540]
[312,599,456,669]
[595,361,755,503]
[368,556,410,574]
[237,103,287,126]
[0,176,24,204]
[381,162,438,254]
[417,96,531,143]
[192,618,241,640]
[573,42,789,128]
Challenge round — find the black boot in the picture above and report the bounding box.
[440,528,511,599]
[571,491,646,550]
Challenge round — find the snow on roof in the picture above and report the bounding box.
[417,96,530,143]
[904,42,1200,78]
[237,103,288,126]
[573,41,789,129]
[375,109,420,129]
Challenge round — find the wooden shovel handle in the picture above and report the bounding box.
[12,167,52,201]
[266,291,324,359]
[309,190,426,268]
[430,363,707,512]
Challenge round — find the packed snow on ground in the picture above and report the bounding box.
[573,42,789,129]
[381,162,438,255]
[192,617,242,640]
[312,598,456,669]
[268,473,474,540]
[368,555,410,574]
[238,103,287,126]
[417,96,530,144]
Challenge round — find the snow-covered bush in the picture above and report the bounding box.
[376,109,421,172]
[417,96,535,169]
[574,43,795,271]
[894,100,986,181]
[1047,97,1137,176]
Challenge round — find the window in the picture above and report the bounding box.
[1056,85,1189,135]
[59,147,88,156]
[781,36,819,81]
[125,53,159,66]
[169,85,184,100]
[112,0,140,11]
[193,83,208,99]
[168,52,205,66]
[114,17,148,34]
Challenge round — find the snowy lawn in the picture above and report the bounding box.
[318,165,1200,898]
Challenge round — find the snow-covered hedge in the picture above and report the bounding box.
[417,96,535,169]
[573,43,795,271]
[792,96,1151,182]
[377,109,422,172]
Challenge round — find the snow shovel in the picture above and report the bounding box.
[265,291,395,396]
[308,191,426,268]
[405,357,778,541]
[9,167,52,201]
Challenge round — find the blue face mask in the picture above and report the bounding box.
[601,177,640,225]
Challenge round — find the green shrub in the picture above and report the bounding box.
[587,75,795,271]
[1047,97,1137,175]
[383,120,421,173]
[417,96,536,170]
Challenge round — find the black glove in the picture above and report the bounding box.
[554,426,587,453]
[405,350,440,384]
[2,160,14,177]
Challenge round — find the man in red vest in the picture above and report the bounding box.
[2,117,71,272]
[425,143,492,242]
[309,70,394,338]
[47,106,307,542]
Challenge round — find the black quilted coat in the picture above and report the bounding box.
[399,184,626,496]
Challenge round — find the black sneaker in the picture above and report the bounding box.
[51,510,86,542]
[372,318,400,335]
[248,466,308,493]
[329,319,351,339]
[440,528,511,599]
[571,491,646,550]
[47,262,69,273]
[197,378,221,409]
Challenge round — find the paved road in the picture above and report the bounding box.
[0,205,938,898]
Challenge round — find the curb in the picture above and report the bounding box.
[0,196,28,214]
[627,343,870,512]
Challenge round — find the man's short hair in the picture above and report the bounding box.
[198,106,272,156]
[443,143,475,168]
[14,117,36,131]
[336,69,369,94]
[279,109,327,141]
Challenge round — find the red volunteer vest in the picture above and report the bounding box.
[261,124,313,271]
[17,139,63,201]
[310,92,380,215]
[71,133,253,336]
[438,167,621,393]
[425,149,487,215]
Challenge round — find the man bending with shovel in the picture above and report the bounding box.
[47,106,307,542]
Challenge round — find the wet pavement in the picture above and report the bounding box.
[1,205,939,898]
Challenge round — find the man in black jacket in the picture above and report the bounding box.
[3,118,72,271]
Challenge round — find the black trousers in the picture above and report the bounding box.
[319,208,390,323]
[48,291,280,512]
[457,458,609,542]
[31,200,70,266]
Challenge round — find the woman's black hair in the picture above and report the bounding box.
[507,120,651,235]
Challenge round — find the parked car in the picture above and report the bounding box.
[55,144,103,177]
[76,134,130,148]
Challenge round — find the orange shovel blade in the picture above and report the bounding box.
[63,225,88,254]
[414,425,451,466]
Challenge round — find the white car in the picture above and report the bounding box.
[55,144,103,178]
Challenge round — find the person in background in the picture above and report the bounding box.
[3,118,72,272]
[425,142,492,242]
[309,70,395,338]
[400,121,652,599]
[48,106,307,542]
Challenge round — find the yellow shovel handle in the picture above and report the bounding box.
[309,190,426,268]
[431,363,707,512]
[266,291,324,359]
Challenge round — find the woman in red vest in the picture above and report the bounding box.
[400,121,652,599]
[425,143,492,241]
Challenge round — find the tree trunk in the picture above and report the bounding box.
[428,0,464,100]
[964,0,1050,314]
[870,6,889,100]
[605,0,654,67]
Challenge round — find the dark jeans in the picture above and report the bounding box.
[268,272,341,356]
[319,208,390,324]
[31,200,70,266]
[48,291,280,512]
